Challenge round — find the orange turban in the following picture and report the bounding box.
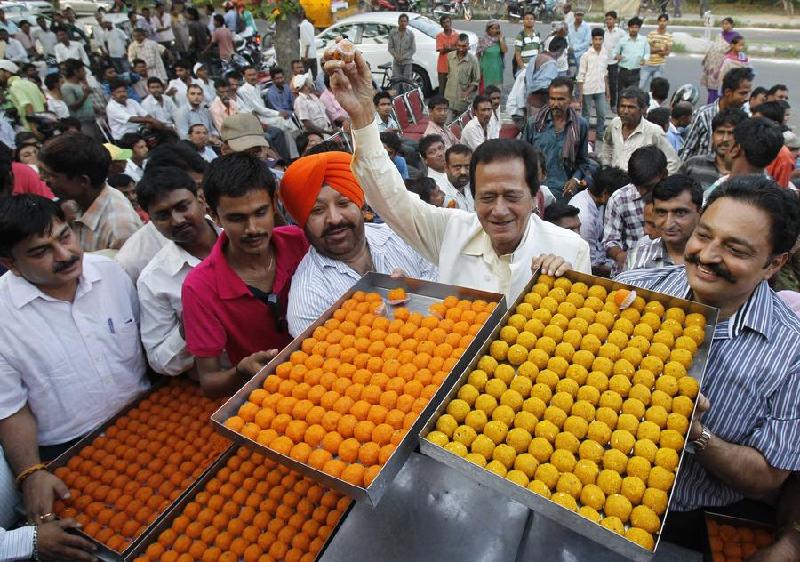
[279,151,364,227]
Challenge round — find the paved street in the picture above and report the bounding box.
[453,19,800,130]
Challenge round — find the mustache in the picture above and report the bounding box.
[53,255,79,273]
[685,253,736,283]
[322,223,354,237]
[241,233,268,243]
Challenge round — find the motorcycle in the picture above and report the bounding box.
[507,0,534,20]
[433,0,472,20]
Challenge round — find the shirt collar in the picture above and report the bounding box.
[313,224,393,272]
[162,219,220,276]
[74,185,111,231]
[728,280,774,340]
[9,253,101,309]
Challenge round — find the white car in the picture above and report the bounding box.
[61,0,114,17]
[0,0,52,18]
[315,12,477,96]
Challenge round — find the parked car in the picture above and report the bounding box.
[315,12,476,96]
[0,0,52,18]
[61,0,114,17]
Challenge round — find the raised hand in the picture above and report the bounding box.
[324,50,376,130]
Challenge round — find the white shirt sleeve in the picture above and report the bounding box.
[460,119,484,150]
[137,274,192,376]
[0,526,34,561]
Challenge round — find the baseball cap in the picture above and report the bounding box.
[104,143,133,161]
[0,60,19,74]
[784,131,800,150]
[220,113,269,152]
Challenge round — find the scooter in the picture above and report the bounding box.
[433,0,472,21]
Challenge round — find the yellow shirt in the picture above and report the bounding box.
[646,31,673,66]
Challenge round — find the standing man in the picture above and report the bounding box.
[568,10,591,66]
[602,11,627,110]
[388,14,416,83]
[601,86,679,173]
[151,2,175,53]
[680,67,753,160]
[186,7,209,63]
[52,26,89,68]
[461,95,499,150]
[203,15,234,63]
[679,108,746,189]
[299,11,317,80]
[640,13,672,91]
[524,77,591,203]
[101,20,129,73]
[514,11,540,76]
[436,15,458,94]
[444,33,480,117]
[127,28,168,81]
[576,28,609,142]
[624,174,702,271]
[32,16,57,58]
[60,60,98,140]
[612,17,649,92]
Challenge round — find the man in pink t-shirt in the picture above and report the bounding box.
[435,16,459,96]
[205,14,234,60]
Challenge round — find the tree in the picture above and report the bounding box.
[267,0,302,71]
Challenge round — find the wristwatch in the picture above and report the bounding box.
[687,424,713,454]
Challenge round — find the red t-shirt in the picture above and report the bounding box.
[181,226,309,365]
[11,162,54,198]
[766,146,795,189]
[436,31,459,74]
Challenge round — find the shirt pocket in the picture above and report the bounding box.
[108,317,144,365]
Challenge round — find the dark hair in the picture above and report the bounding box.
[147,76,164,87]
[711,107,747,130]
[721,67,754,95]
[0,142,12,196]
[43,73,62,90]
[523,9,535,18]
[671,101,693,120]
[188,123,208,135]
[187,6,199,19]
[213,13,224,25]
[657,12,669,20]
[405,177,437,204]
[270,66,284,79]
[458,33,469,42]
[380,131,402,153]
[484,85,501,97]
[628,16,643,26]
[39,133,110,189]
[650,77,669,102]
[751,86,767,99]
[57,117,81,133]
[472,94,491,111]
[653,174,702,209]
[427,95,448,110]
[108,78,128,92]
[174,59,190,71]
[136,166,197,212]
[398,12,408,21]
[733,116,784,168]
[544,202,580,223]
[0,195,67,258]
[706,175,800,255]
[469,139,540,197]
[753,101,786,125]
[147,142,208,174]
[304,139,351,156]
[132,58,146,67]
[446,143,472,166]
[767,84,788,96]
[373,90,391,106]
[438,14,450,25]
[722,16,734,25]
[108,173,134,188]
[117,132,144,149]
[203,153,276,212]
[591,27,604,38]
[419,134,444,158]
[15,132,37,148]
[295,131,323,155]
[619,86,649,110]
[62,59,83,78]
[646,107,670,131]
[549,76,574,95]
[290,59,303,68]
[227,71,242,82]
[605,10,618,18]
[548,36,567,53]
[590,166,629,197]
[213,77,227,89]
[627,145,668,187]
[241,65,256,75]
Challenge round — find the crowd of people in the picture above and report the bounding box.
[0,0,799,560]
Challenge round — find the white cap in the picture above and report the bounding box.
[291,72,311,90]
[0,60,19,74]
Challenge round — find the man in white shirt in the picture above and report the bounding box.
[186,124,219,162]
[577,28,609,141]
[602,11,627,110]
[0,195,149,522]
[460,95,499,151]
[101,20,128,73]
[32,16,57,58]
[141,76,177,127]
[136,166,219,376]
[0,29,28,63]
[166,59,200,107]
[420,134,450,190]
[150,3,175,47]
[443,143,475,211]
[281,152,436,336]
[298,11,317,80]
[52,27,89,68]
[107,79,165,141]
[237,65,299,158]
[292,73,332,136]
[326,51,591,300]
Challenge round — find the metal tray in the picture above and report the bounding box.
[419,269,719,562]
[211,272,507,505]
[47,379,230,561]
[125,445,354,562]
[703,512,776,562]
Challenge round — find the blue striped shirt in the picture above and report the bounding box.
[287,223,438,337]
[616,266,800,511]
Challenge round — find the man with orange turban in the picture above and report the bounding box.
[281,151,436,336]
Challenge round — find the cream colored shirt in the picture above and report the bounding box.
[600,116,680,174]
[351,123,592,302]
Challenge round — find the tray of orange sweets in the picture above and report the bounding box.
[47,379,231,560]
[705,512,776,562]
[420,269,719,562]
[128,445,353,562]
[211,272,506,505]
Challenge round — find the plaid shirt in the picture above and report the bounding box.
[679,153,724,190]
[680,100,719,160]
[622,235,674,272]
[602,182,645,254]
[72,186,143,252]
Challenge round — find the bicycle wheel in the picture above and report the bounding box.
[388,77,419,95]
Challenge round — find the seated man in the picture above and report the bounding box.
[423,95,460,148]
[265,66,294,116]
[373,90,400,133]
[38,133,142,252]
[460,95,499,151]
[624,174,702,271]
[140,76,177,127]
[174,84,217,140]
[679,108,746,190]
[293,73,333,136]
[184,123,219,162]
[106,78,166,141]
[282,151,436,336]
[0,195,148,524]
[617,177,800,549]
[319,74,349,127]
[137,166,220,376]
[602,145,668,273]
[543,202,581,235]
[381,131,410,180]
[419,134,448,190]
[182,153,309,396]
[237,65,299,159]
[443,144,474,211]
[569,166,628,277]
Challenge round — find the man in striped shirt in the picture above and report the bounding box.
[617,176,800,549]
[624,174,702,271]
[282,152,437,336]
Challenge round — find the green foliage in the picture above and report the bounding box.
[261,0,304,22]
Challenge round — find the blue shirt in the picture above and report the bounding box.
[102,74,141,103]
[392,155,409,180]
[525,56,559,96]
[568,22,591,62]
[265,84,294,115]
[616,266,800,511]
[223,9,237,30]
[613,34,650,70]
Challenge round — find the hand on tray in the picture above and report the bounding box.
[23,470,69,523]
[532,254,573,277]
[236,349,279,380]
[37,518,98,562]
